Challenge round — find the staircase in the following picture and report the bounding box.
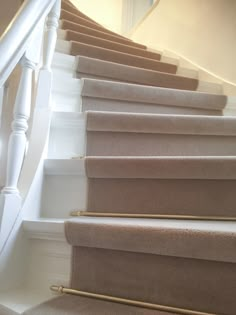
[1,0,236,314]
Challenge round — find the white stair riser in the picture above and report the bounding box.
[52,52,76,78]
[40,174,87,218]
[26,239,71,291]
[48,112,86,159]
[56,39,71,54]
[197,80,223,94]
[52,77,81,111]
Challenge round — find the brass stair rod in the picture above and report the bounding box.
[50,285,216,315]
[71,210,236,221]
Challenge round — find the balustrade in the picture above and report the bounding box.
[2,56,35,194]
[0,0,61,198]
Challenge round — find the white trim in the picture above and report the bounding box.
[23,219,66,241]
[44,158,86,176]
[127,0,160,36]
[55,39,71,54]
[0,86,4,127]
[122,0,134,34]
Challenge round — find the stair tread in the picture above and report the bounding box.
[23,218,236,265]
[61,9,104,29]
[61,1,102,27]
[65,216,236,263]
[64,30,161,60]
[67,31,159,59]
[76,55,198,90]
[60,9,131,42]
[86,110,236,135]
[86,156,236,179]
[23,294,178,315]
[70,41,177,74]
[61,19,145,49]
[81,78,226,110]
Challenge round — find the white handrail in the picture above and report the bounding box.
[0,0,56,87]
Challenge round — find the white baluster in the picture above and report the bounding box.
[1,56,35,195]
[43,0,61,71]
[34,0,61,110]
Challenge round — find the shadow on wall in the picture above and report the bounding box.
[0,0,22,36]
[70,0,123,34]
[131,0,236,85]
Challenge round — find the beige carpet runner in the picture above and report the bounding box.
[24,0,236,314]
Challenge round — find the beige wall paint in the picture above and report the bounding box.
[0,0,21,36]
[131,0,236,84]
[70,0,123,34]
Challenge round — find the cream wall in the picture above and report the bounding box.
[70,0,123,34]
[131,0,236,84]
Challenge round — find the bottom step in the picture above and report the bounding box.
[63,217,236,315]
[23,294,178,315]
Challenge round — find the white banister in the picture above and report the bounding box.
[2,56,35,195]
[0,0,61,244]
[43,0,61,71]
[0,0,61,199]
[1,0,61,195]
[35,0,61,113]
[0,0,61,196]
[34,0,61,110]
[0,0,56,87]
[0,86,4,127]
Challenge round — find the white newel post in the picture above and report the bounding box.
[2,56,35,195]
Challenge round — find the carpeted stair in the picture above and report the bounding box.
[60,20,146,48]
[68,42,177,73]
[79,78,226,115]
[62,217,236,315]
[60,9,135,42]
[85,156,236,219]
[23,1,236,314]
[74,58,198,90]
[85,111,236,156]
[64,31,161,60]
